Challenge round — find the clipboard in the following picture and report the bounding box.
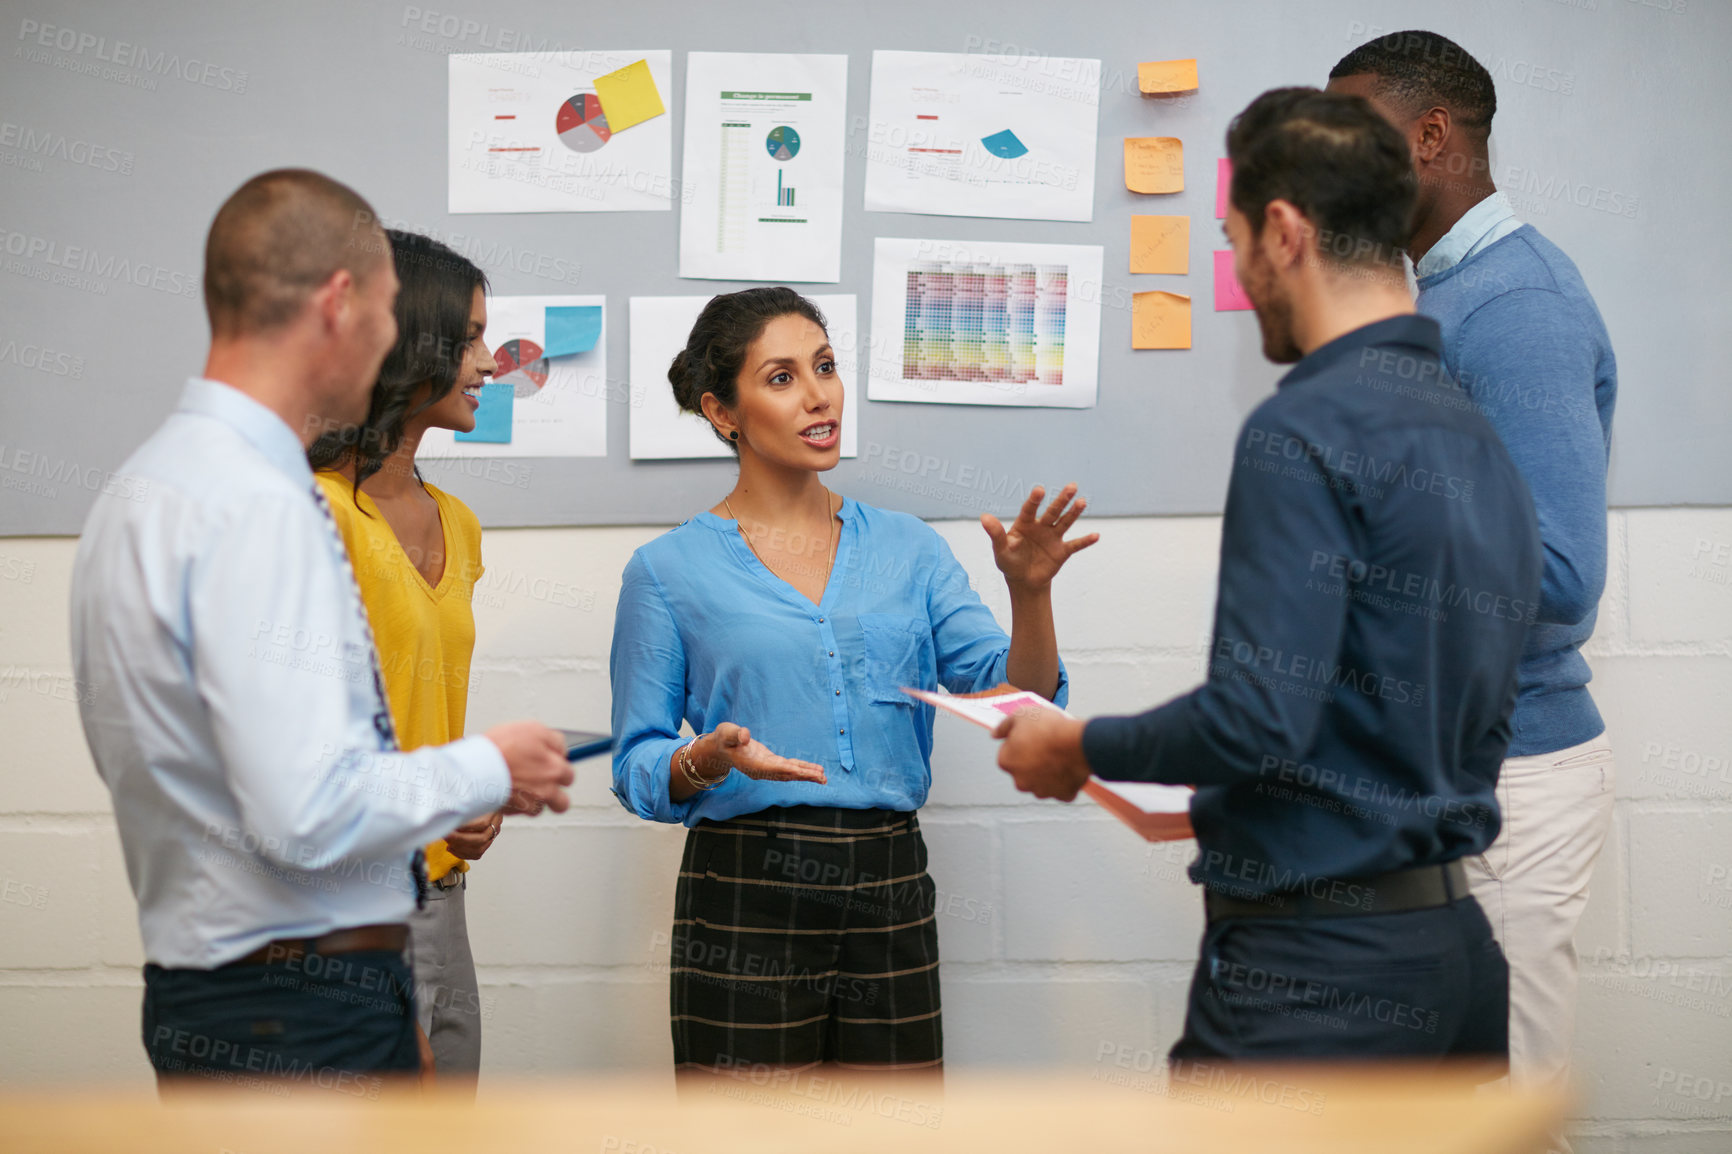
[556,729,615,762]
[902,687,1195,842]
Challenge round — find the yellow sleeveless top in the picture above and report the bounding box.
[315,471,484,883]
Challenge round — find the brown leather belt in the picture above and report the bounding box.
[229,923,409,967]
[1203,860,1469,921]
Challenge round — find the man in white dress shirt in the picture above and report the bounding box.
[71,169,573,1091]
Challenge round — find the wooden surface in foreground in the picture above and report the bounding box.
[0,1063,1562,1154]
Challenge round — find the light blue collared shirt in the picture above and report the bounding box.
[609,498,1067,825]
[1414,190,1523,279]
[71,379,509,968]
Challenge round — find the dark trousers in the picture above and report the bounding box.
[142,948,418,1094]
[671,805,943,1073]
[1171,896,1508,1064]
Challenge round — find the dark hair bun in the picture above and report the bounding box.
[667,347,702,416]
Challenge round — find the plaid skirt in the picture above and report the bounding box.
[669,804,942,1073]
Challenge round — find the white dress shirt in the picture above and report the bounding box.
[1414,190,1523,279]
[71,378,509,969]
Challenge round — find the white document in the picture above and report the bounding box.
[901,687,1067,726]
[905,686,1193,840]
[421,294,607,459]
[629,295,858,460]
[448,51,673,213]
[1093,781,1194,815]
[678,53,848,282]
[868,237,1102,409]
[864,50,1100,222]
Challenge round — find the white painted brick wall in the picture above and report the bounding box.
[1,509,1727,1151]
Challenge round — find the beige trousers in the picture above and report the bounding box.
[1465,733,1616,1094]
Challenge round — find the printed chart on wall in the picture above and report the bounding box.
[629,295,859,459]
[864,50,1100,222]
[679,53,847,282]
[868,238,1102,408]
[448,51,672,213]
[421,295,607,458]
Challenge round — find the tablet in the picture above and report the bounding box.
[557,729,615,762]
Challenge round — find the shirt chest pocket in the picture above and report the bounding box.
[858,613,936,706]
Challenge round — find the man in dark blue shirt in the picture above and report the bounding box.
[995,87,1542,1064]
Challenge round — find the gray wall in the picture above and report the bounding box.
[1,0,1724,534]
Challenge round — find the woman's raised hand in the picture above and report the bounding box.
[702,722,828,785]
[981,484,1099,592]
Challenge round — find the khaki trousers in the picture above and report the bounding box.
[1465,734,1616,1096]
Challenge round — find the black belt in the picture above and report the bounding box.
[1203,860,1468,921]
[699,805,918,837]
[229,923,409,967]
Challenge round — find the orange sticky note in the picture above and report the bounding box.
[592,58,664,132]
[1130,215,1189,274]
[1138,59,1199,94]
[1125,137,1184,194]
[1133,291,1192,349]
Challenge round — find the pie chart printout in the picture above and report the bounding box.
[494,338,550,397]
[556,94,611,153]
[766,125,800,160]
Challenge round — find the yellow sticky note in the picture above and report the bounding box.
[1139,59,1199,94]
[1133,291,1192,350]
[1130,215,1190,274]
[1125,137,1184,194]
[592,59,664,133]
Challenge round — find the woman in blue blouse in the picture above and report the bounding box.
[610,287,1095,1077]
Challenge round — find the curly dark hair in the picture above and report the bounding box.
[668,287,828,450]
[1330,30,1497,139]
[307,229,488,499]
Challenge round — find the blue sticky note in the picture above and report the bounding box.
[544,305,602,358]
[981,129,1028,159]
[454,381,514,443]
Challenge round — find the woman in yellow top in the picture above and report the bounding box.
[308,230,498,1089]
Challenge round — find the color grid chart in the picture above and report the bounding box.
[870,237,1102,409]
[901,261,1068,387]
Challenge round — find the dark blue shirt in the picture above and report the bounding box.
[1083,315,1541,897]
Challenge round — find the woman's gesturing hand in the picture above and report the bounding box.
[700,722,828,785]
[981,484,1099,593]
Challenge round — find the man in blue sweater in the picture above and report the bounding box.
[1329,31,1618,1099]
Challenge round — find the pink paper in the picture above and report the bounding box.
[1216,158,1232,219]
[1214,250,1254,311]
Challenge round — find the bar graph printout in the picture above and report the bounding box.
[679,52,847,281]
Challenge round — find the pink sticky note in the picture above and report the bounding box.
[1216,158,1232,219]
[1214,250,1254,311]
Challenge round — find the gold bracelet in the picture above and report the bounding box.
[679,737,722,791]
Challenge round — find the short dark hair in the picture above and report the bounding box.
[1226,87,1417,270]
[307,230,489,493]
[669,287,829,450]
[204,168,388,337]
[1330,30,1496,138]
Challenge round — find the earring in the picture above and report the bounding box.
[729,431,739,441]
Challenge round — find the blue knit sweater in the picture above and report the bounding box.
[1417,224,1617,757]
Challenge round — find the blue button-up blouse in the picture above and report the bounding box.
[609,496,1068,825]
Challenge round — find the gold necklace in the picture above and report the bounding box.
[724,489,837,589]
